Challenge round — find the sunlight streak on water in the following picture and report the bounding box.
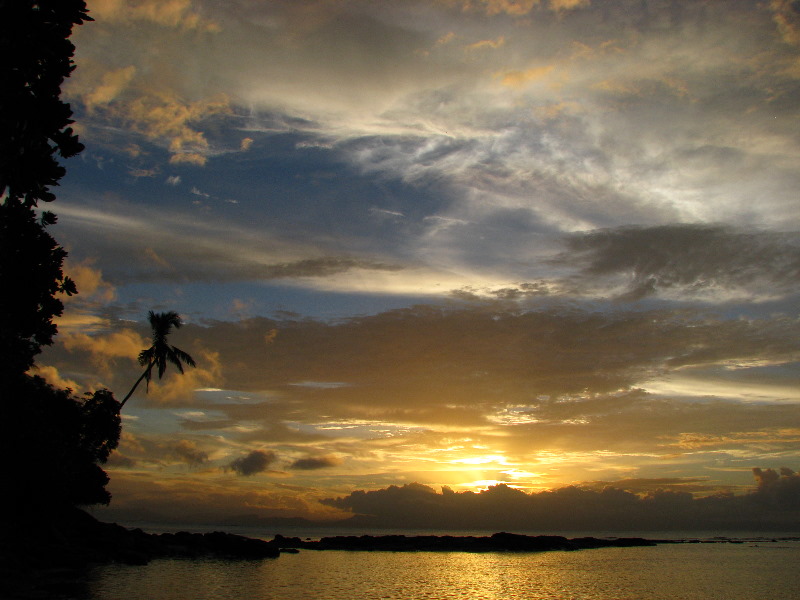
[87,542,800,600]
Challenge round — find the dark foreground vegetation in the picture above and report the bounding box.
[0,508,280,599]
[0,7,128,592]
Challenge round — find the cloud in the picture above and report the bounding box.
[71,63,230,165]
[54,202,415,290]
[94,469,347,524]
[580,477,717,495]
[43,295,800,493]
[133,306,800,495]
[32,365,81,393]
[108,430,224,470]
[455,0,541,16]
[466,36,506,51]
[558,225,800,300]
[548,0,590,10]
[228,450,277,476]
[82,65,137,110]
[146,349,223,405]
[769,0,800,48]
[88,0,220,32]
[321,469,800,530]
[64,259,117,303]
[672,430,800,451]
[170,439,209,467]
[66,0,800,248]
[60,329,145,374]
[107,451,137,468]
[498,64,556,87]
[128,167,159,178]
[290,455,344,470]
[143,247,171,269]
[170,152,209,166]
[39,0,800,525]
[258,257,404,280]
[121,91,230,159]
[443,0,589,17]
[751,467,800,510]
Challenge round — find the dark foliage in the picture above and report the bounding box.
[0,0,121,521]
[0,0,91,206]
[3,376,121,517]
[0,203,76,379]
[0,0,88,379]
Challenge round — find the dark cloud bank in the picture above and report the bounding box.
[321,469,800,532]
[559,224,800,300]
[229,450,276,476]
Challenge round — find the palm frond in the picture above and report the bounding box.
[149,311,183,343]
[122,311,196,409]
[172,346,196,368]
[138,347,155,367]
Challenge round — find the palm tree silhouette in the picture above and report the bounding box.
[120,311,196,408]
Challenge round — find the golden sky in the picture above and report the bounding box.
[35,0,800,529]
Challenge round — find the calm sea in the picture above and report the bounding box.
[83,531,800,600]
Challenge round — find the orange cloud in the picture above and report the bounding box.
[169,152,208,166]
[446,0,588,15]
[671,429,800,450]
[499,64,555,87]
[466,36,506,51]
[82,65,137,111]
[549,0,590,11]
[479,0,540,16]
[435,32,456,47]
[88,0,220,32]
[64,259,116,303]
[120,91,230,157]
[78,85,230,166]
[770,0,800,47]
[147,349,223,405]
[33,365,82,392]
[61,329,146,373]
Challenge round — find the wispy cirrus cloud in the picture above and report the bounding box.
[50,0,800,528]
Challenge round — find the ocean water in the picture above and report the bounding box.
[85,537,800,600]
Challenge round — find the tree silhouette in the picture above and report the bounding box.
[1,0,90,382]
[1,1,123,524]
[0,204,77,380]
[7,378,121,511]
[121,311,197,407]
[0,0,90,206]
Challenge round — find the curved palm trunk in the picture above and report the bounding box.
[120,361,153,408]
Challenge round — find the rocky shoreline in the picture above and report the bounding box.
[10,509,778,599]
[270,531,662,552]
[0,509,279,599]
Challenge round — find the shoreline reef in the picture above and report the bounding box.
[270,531,662,552]
[2,509,789,598]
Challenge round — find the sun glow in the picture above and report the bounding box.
[460,479,508,491]
[450,454,508,465]
[502,468,542,480]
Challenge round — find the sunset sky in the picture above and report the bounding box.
[37,0,800,528]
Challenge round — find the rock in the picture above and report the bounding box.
[271,532,661,553]
[0,508,279,599]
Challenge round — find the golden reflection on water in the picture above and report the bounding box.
[89,542,800,600]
